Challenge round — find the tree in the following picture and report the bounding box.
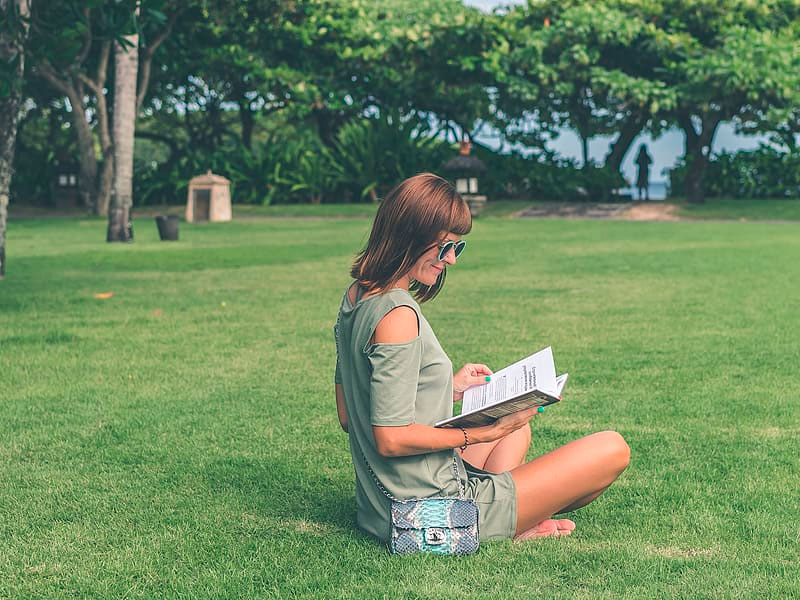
[667,25,800,203]
[0,0,30,279]
[30,3,115,214]
[580,0,800,203]
[107,6,138,242]
[28,1,181,215]
[488,1,674,177]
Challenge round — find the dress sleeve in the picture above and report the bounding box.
[367,337,422,426]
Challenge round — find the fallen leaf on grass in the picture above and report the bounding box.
[150,308,163,317]
[93,292,114,299]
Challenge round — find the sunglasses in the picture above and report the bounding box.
[436,240,466,262]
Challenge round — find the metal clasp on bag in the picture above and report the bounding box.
[425,528,446,545]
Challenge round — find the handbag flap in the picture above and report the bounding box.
[392,498,478,529]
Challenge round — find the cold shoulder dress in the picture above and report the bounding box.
[333,284,517,542]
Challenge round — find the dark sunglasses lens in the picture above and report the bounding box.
[438,241,466,261]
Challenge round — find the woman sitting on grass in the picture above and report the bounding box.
[333,173,630,544]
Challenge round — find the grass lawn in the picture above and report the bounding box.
[1,214,799,599]
[673,197,800,221]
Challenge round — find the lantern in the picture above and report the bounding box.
[442,139,488,216]
[51,160,80,208]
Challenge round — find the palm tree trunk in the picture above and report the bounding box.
[0,0,31,279]
[107,28,139,242]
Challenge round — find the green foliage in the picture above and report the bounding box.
[130,111,451,206]
[333,111,450,200]
[473,145,625,202]
[132,131,339,206]
[281,142,343,205]
[12,0,800,208]
[0,0,29,98]
[668,144,800,199]
[490,1,676,158]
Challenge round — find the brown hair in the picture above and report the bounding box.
[351,172,471,302]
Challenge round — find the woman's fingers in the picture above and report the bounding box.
[455,364,494,392]
[495,405,540,432]
[468,363,493,385]
[469,363,493,376]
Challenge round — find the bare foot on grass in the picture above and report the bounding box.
[514,518,576,541]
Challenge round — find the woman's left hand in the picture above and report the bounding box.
[453,363,493,402]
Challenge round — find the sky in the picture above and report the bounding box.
[460,0,771,187]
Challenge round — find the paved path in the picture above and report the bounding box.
[516,203,630,219]
[515,202,681,221]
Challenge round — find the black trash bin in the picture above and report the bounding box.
[155,215,179,241]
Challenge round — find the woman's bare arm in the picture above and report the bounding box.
[370,304,538,456]
[335,384,348,432]
[373,407,539,457]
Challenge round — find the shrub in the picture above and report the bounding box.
[470,145,625,202]
[667,145,800,199]
[333,112,452,201]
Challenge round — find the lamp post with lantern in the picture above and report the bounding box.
[442,139,488,216]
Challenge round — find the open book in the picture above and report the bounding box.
[435,347,568,428]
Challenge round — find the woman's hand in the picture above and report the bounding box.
[491,405,541,438]
[453,363,493,402]
[467,405,543,445]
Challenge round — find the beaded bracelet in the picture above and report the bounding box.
[458,427,469,452]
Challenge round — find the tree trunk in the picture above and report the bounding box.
[54,77,99,211]
[35,25,111,215]
[581,134,589,170]
[108,30,139,242]
[680,113,722,205]
[684,153,707,204]
[86,41,113,216]
[0,0,31,279]
[312,101,344,148]
[604,115,644,175]
[239,91,254,149]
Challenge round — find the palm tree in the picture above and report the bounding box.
[0,0,31,277]
[107,14,139,242]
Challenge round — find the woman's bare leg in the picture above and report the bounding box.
[460,423,531,472]
[462,425,574,538]
[511,430,630,538]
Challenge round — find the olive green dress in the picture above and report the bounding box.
[334,284,517,542]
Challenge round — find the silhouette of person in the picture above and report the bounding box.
[635,144,653,201]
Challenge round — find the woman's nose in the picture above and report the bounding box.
[442,248,457,265]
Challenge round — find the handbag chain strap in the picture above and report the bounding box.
[357,444,466,502]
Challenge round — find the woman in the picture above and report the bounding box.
[333,173,629,544]
[635,144,653,201]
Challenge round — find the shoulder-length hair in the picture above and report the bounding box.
[351,172,472,302]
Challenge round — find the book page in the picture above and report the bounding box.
[461,347,558,413]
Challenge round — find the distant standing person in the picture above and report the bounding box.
[635,144,653,201]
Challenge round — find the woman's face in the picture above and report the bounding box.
[407,232,462,287]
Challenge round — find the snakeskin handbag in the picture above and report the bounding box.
[361,449,479,555]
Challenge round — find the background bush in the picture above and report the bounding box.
[668,145,800,199]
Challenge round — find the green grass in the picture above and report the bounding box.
[12,196,800,222]
[673,197,800,221]
[1,215,799,599]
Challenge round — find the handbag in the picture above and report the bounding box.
[360,448,479,555]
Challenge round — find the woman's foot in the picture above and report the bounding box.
[514,518,576,541]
